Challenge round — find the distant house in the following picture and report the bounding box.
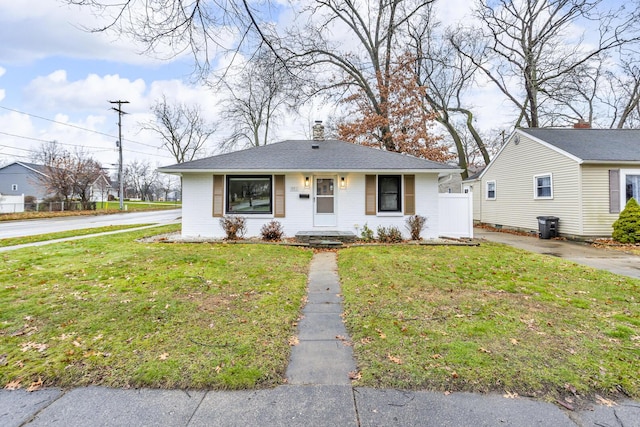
[158,123,471,240]
[90,173,115,202]
[0,161,50,200]
[466,128,640,239]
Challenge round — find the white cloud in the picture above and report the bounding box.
[24,71,148,112]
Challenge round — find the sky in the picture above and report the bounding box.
[0,0,500,173]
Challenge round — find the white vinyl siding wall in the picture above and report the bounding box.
[480,133,582,235]
[180,172,441,239]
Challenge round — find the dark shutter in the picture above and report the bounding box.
[365,175,376,215]
[274,175,285,218]
[609,169,620,214]
[404,175,415,215]
[212,175,224,217]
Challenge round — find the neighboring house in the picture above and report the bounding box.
[90,174,116,202]
[0,161,50,200]
[158,125,464,240]
[466,128,640,239]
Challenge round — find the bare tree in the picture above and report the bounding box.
[124,160,159,201]
[405,7,490,177]
[32,141,103,209]
[601,51,640,129]
[64,0,283,76]
[145,95,216,164]
[284,0,438,153]
[451,0,640,128]
[218,48,295,149]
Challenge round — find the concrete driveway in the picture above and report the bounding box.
[475,228,640,280]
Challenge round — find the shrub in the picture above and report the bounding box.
[219,216,247,240]
[376,225,404,243]
[612,198,640,244]
[360,223,375,242]
[260,220,284,241]
[405,215,427,240]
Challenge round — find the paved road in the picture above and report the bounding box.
[0,209,181,239]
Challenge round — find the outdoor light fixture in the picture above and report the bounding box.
[304,176,310,188]
[340,176,346,189]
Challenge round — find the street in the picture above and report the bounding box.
[0,209,181,239]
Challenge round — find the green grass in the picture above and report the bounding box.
[0,225,152,247]
[338,244,640,400]
[3,234,638,398]
[0,225,311,390]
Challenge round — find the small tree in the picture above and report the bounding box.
[612,198,640,244]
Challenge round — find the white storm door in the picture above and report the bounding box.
[314,176,337,226]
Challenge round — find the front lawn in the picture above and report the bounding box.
[339,244,640,400]
[0,226,311,390]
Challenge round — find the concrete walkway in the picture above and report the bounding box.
[2,251,640,426]
[286,252,356,385]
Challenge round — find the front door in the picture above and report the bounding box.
[314,176,336,226]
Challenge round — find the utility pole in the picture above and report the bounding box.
[109,100,129,210]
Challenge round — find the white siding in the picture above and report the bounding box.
[180,172,442,239]
[480,134,582,236]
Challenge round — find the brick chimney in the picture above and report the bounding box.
[312,120,324,140]
[573,119,591,129]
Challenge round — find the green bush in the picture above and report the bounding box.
[359,223,375,242]
[612,198,640,244]
[220,216,247,240]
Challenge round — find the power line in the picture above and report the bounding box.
[0,105,160,149]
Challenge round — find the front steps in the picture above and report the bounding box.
[294,231,357,245]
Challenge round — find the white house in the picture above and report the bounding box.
[466,128,640,239]
[158,125,466,240]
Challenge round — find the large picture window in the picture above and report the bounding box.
[378,175,401,212]
[226,176,272,214]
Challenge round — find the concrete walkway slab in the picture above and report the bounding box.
[354,388,575,427]
[189,385,358,427]
[0,388,63,427]
[26,387,205,427]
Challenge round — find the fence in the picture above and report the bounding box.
[438,193,473,239]
[0,194,25,213]
[23,201,96,212]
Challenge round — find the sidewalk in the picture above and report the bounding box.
[2,252,639,426]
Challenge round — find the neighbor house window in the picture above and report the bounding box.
[11,184,18,191]
[486,181,496,200]
[378,175,401,212]
[534,174,553,199]
[627,174,640,203]
[226,175,272,214]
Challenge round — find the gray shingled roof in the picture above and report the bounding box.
[520,129,640,162]
[158,139,458,172]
